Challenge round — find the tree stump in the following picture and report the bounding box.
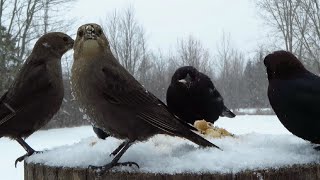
[25,162,320,180]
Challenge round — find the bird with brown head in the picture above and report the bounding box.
[0,32,74,166]
[71,23,220,173]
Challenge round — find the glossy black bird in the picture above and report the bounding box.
[71,23,220,173]
[264,50,320,144]
[166,66,235,125]
[93,126,109,140]
[0,32,74,166]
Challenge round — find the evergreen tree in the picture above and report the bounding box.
[0,26,21,94]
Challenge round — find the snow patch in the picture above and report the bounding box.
[236,108,273,115]
[27,133,320,174]
[1,115,317,179]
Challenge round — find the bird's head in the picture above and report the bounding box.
[34,32,74,58]
[74,23,110,59]
[264,50,307,80]
[172,66,199,89]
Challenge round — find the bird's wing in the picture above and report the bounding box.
[0,60,51,125]
[196,73,222,99]
[276,75,320,114]
[101,65,195,135]
[0,92,15,126]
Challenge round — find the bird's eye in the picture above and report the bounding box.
[78,30,83,37]
[97,29,102,34]
[62,36,69,42]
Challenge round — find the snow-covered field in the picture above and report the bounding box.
[1,115,319,179]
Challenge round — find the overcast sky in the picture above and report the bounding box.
[68,0,269,57]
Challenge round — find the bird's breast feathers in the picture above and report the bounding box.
[82,40,101,55]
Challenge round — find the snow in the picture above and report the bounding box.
[1,115,319,179]
[27,133,319,174]
[0,126,94,180]
[236,108,273,114]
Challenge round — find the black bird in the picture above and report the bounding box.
[166,66,235,125]
[0,32,74,166]
[71,23,220,173]
[264,50,320,144]
[93,126,109,140]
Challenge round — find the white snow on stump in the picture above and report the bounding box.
[26,132,320,174]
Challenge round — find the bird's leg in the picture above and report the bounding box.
[15,137,39,167]
[90,139,139,174]
[109,141,126,157]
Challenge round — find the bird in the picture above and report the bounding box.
[71,23,220,172]
[93,126,109,140]
[264,50,320,145]
[166,66,235,125]
[0,32,74,166]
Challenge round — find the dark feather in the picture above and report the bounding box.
[167,66,235,125]
[265,50,320,143]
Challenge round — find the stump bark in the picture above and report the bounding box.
[25,162,320,180]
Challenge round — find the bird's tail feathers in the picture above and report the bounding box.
[221,106,236,118]
[184,130,221,150]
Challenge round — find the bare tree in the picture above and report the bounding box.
[173,35,213,75]
[243,46,269,108]
[103,6,147,76]
[0,0,75,82]
[294,0,320,72]
[256,0,303,54]
[214,34,246,109]
[39,0,76,34]
[148,51,174,102]
[0,0,78,128]
[256,0,320,73]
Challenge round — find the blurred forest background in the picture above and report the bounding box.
[1,0,320,128]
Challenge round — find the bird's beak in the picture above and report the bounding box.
[85,25,97,40]
[178,73,192,88]
[68,39,75,49]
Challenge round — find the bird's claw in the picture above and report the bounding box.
[89,161,139,175]
[116,161,140,168]
[88,165,104,170]
[15,156,27,167]
[14,150,41,168]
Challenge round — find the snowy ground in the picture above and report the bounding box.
[236,108,273,115]
[1,115,319,179]
[0,126,94,180]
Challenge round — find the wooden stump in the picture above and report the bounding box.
[25,162,320,180]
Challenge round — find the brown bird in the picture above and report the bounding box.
[71,23,220,172]
[0,32,74,166]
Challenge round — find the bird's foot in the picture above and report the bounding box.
[89,161,139,175]
[15,150,41,167]
[109,150,119,157]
